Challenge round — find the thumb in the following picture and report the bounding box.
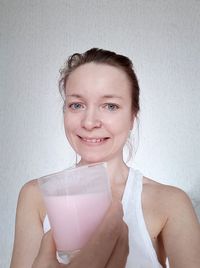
[37,231,57,259]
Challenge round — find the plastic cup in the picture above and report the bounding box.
[38,162,111,263]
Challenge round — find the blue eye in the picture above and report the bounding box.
[104,103,119,111]
[69,103,85,110]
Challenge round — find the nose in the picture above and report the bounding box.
[81,107,102,130]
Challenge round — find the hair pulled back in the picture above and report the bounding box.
[59,48,140,115]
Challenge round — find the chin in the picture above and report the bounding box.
[79,154,108,165]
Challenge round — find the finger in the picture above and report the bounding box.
[101,199,124,227]
[37,231,57,259]
[32,231,61,268]
[106,222,129,268]
[72,200,124,267]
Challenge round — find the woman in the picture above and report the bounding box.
[11,48,200,267]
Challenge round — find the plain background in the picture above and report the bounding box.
[1,1,200,267]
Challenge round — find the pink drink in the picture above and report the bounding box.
[44,192,111,251]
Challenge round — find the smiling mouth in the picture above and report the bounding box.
[78,136,109,144]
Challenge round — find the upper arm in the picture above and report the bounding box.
[161,188,200,268]
[10,180,45,268]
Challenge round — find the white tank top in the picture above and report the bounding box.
[122,168,163,268]
[43,168,164,267]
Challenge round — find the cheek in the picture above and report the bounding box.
[63,119,78,150]
[105,114,133,133]
[64,116,68,131]
[64,115,75,136]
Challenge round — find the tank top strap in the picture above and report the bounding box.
[122,168,163,268]
[122,168,143,217]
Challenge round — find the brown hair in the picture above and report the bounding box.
[59,48,140,115]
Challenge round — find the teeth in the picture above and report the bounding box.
[82,138,104,143]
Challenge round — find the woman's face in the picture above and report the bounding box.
[64,62,135,164]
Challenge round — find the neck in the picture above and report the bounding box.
[105,159,129,200]
[106,159,129,184]
[78,157,129,200]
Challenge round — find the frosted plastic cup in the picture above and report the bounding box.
[38,162,112,264]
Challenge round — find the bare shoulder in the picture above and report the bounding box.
[143,177,200,267]
[10,179,46,268]
[141,176,200,267]
[20,178,40,196]
[19,179,41,204]
[143,176,195,214]
[17,178,46,222]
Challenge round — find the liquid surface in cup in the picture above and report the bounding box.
[45,192,111,251]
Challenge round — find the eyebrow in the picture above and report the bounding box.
[66,94,83,98]
[66,94,123,99]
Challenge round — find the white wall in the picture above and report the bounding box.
[1,0,200,266]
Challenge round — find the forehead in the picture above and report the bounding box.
[66,63,131,97]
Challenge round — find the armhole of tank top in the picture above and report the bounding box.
[43,214,51,233]
[136,172,163,268]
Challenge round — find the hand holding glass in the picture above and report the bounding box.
[38,163,112,263]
